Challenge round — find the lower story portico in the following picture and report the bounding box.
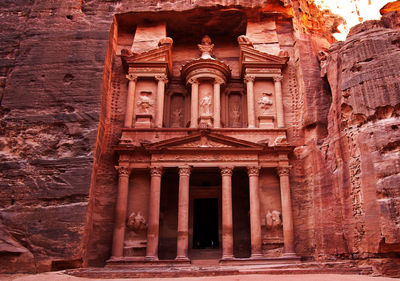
[109,129,298,265]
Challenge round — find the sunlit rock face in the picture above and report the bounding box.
[0,0,399,276]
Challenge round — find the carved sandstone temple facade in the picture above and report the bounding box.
[104,17,301,265]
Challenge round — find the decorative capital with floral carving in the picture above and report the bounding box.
[220,166,233,177]
[155,74,168,83]
[126,74,138,82]
[116,166,130,177]
[247,166,260,177]
[244,75,255,83]
[277,166,290,176]
[273,75,283,82]
[188,78,199,85]
[179,165,191,177]
[150,166,163,177]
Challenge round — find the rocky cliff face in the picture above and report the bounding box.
[296,10,400,273]
[0,0,399,275]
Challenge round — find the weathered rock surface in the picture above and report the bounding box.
[296,10,400,275]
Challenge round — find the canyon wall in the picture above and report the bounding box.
[0,0,399,275]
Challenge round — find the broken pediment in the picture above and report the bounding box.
[145,131,266,151]
[121,37,173,74]
[238,36,289,75]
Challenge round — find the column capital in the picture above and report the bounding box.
[277,166,290,176]
[214,77,224,85]
[220,166,233,177]
[273,75,283,82]
[178,165,191,177]
[188,77,199,85]
[150,166,163,177]
[247,166,260,177]
[126,74,138,81]
[155,74,168,83]
[244,75,256,83]
[115,166,131,177]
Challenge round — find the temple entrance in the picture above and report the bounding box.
[189,168,222,261]
[193,198,219,249]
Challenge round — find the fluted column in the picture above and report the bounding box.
[273,75,285,128]
[124,74,138,128]
[146,166,163,260]
[189,78,199,128]
[278,166,296,256]
[245,75,256,128]
[213,78,223,128]
[112,166,131,257]
[248,166,262,258]
[221,166,234,259]
[176,165,191,260]
[155,75,168,128]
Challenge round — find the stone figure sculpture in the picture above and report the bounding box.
[127,212,147,233]
[137,92,153,114]
[200,95,212,115]
[265,210,282,231]
[257,92,273,114]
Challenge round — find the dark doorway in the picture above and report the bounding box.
[232,169,251,257]
[193,198,219,249]
[158,169,178,260]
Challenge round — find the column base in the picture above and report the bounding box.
[145,255,159,261]
[175,256,190,261]
[250,253,264,259]
[282,252,298,258]
[220,255,234,260]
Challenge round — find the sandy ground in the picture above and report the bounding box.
[0,273,397,281]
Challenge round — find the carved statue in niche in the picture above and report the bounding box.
[257,92,273,114]
[228,93,242,127]
[265,210,282,239]
[127,212,147,234]
[198,35,214,59]
[200,94,212,115]
[137,91,153,114]
[170,94,184,127]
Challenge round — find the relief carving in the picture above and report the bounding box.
[200,95,212,115]
[126,212,147,233]
[228,93,242,128]
[137,91,153,114]
[257,92,273,114]
[170,94,184,128]
[265,210,282,239]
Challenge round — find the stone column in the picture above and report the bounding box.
[124,74,138,128]
[247,166,262,258]
[213,78,223,128]
[155,75,168,128]
[221,166,234,259]
[176,165,191,260]
[146,166,163,260]
[273,75,285,128]
[189,78,199,128]
[278,166,296,256]
[245,75,256,128]
[111,166,131,258]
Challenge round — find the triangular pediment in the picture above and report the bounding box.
[239,45,288,74]
[145,131,265,150]
[121,44,172,74]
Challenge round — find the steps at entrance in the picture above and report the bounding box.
[67,261,374,279]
